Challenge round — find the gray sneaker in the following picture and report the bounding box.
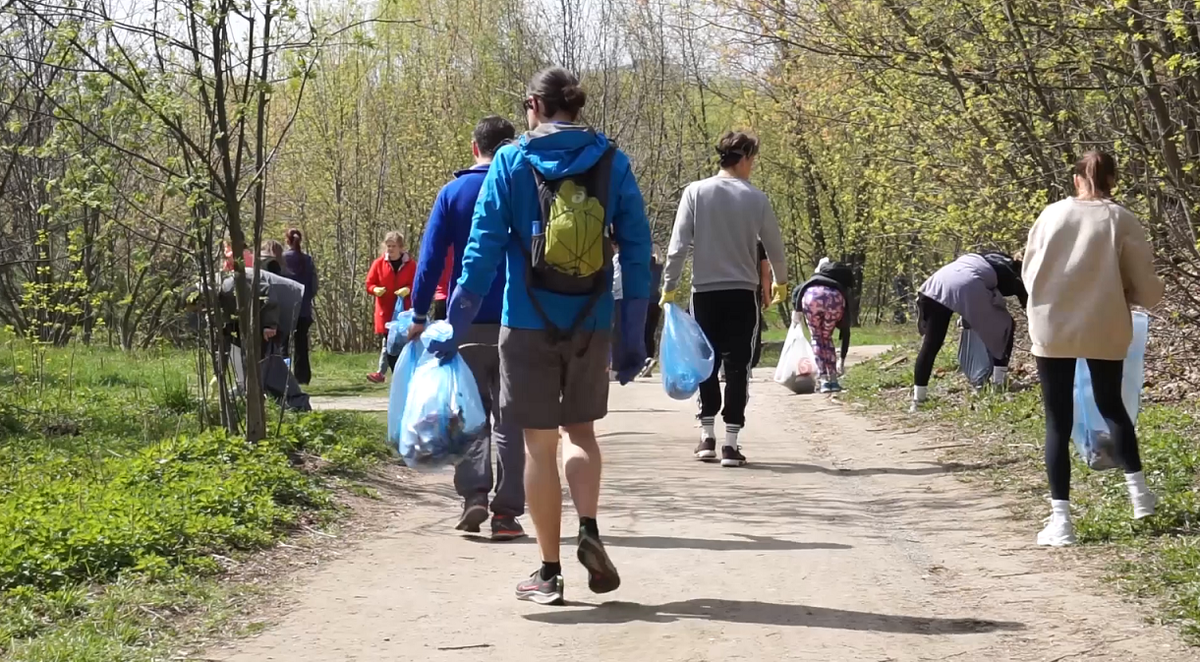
[577,527,621,594]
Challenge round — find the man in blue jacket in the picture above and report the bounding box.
[428,68,651,606]
[408,116,525,541]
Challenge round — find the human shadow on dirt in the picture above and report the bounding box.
[462,533,849,552]
[523,598,1024,634]
[740,459,1018,477]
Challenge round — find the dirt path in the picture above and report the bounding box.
[211,347,1190,662]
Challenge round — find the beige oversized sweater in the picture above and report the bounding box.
[1022,198,1163,360]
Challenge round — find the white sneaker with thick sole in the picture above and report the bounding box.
[1131,490,1158,520]
[1036,515,1076,547]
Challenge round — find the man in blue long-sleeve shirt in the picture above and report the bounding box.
[408,116,525,541]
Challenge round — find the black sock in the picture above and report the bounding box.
[540,561,562,580]
[580,517,600,539]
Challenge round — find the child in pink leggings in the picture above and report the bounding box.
[794,259,854,392]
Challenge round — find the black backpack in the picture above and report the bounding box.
[523,145,617,341]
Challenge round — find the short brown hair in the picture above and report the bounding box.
[1074,150,1117,197]
[716,131,760,168]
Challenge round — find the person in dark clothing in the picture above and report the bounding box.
[794,258,855,392]
[913,252,1027,408]
[283,229,318,384]
[751,243,770,368]
[640,249,664,376]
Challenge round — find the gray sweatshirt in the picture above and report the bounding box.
[663,175,787,294]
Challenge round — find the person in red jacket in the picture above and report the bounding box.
[366,231,415,383]
[432,249,454,321]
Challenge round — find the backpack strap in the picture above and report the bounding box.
[523,146,619,343]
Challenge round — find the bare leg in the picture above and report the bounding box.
[524,428,562,563]
[562,422,601,518]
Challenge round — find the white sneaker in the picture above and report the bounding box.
[1037,515,1076,547]
[1131,489,1158,520]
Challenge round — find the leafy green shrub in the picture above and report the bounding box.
[0,429,327,592]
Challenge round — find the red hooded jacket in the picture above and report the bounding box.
[365,253,415,335]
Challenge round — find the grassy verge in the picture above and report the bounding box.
[0,336,393,660]
[841,341,1200,643]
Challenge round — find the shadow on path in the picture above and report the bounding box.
[524,598,1024,634]
[463,533,850,552]
[741,459,1018,477]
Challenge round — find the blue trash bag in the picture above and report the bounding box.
[660,303,715,400]
[957,327,992,387]
[397,322,487,469]
[387,337,428,448]
[386,307,414,357]
[1071,311,1150,471]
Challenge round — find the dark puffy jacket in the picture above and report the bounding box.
[283,249,318,320]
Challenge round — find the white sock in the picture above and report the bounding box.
[1125,471,1147,492]
[700,418,715,442]
[992,366,1008,385]
[1051,499,1072,520]
[724,425,741,449]
[913,385,928,402]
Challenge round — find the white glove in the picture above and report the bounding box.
[836,358,846,376]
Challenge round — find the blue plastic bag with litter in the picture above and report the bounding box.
[957,327,992,388]
[660,303,715,400]
[387,337,428,449]
[398,322,487,469]
[1072,311,1149,471]
[386,305,414,356]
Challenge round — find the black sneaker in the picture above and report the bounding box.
[515,570,565,606]
[577,527,621,594]
[694,438,717,461]
[491,515,527,541]
[455,500,489,533]
[720,445,747,468]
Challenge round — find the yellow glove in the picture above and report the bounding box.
[372,286,387,297]
[770,282,788,307]
[395,287,411,298]
[659,289,675,308]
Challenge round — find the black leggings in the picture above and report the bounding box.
[1037,356,1142,501]
[914,295,1013,387]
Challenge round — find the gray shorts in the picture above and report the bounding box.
[499,326,611,430]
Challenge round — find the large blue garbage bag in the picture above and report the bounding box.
[660,303,715,400]
[398,322,487,470]
[387,337,428,448]
[1072,311,1149,471]
[386,307,414,357]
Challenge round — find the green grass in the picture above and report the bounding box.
[0,333,393,660]
[841,340,1200,644]
[307,351,386,397]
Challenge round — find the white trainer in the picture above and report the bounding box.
[1037,514,1076,547]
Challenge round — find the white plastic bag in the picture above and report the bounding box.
[774,313,818,394]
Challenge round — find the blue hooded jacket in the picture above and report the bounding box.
[458,124,651,331]
[412,165,505,325]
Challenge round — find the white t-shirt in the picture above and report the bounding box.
[612,253,623,300]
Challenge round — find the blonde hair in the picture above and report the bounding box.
[381,231,404,254]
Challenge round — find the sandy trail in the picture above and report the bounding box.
[212,346,1189,661]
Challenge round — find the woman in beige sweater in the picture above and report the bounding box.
[1022,151,1164,547]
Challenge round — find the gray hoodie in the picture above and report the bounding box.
[662,175,787,294]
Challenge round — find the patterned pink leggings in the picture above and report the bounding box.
[801,285,845,379]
